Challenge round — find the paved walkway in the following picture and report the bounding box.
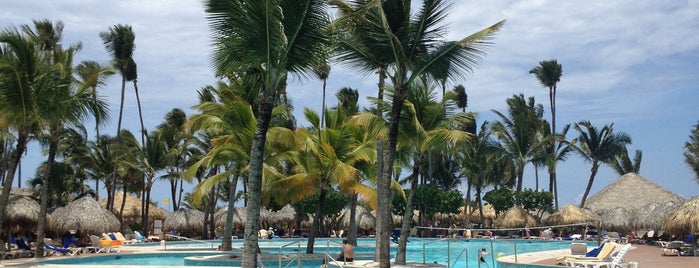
[520,244,699,267]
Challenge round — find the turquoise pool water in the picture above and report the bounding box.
[41,238,586,267]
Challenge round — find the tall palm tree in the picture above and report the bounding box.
[205,1,330,266]
[100,24,135,210]
[685,122,699,183]
[333,2,504,264]
[529,59,562,209]
[0,25,47,234]
[491,94,545,204]
[573,121,631,208]
[611,147,642,175]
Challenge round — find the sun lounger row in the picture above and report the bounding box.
[558,242,633,268]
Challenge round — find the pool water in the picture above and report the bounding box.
[41,238,585,267]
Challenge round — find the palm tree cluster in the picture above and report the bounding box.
[1,1,665,267]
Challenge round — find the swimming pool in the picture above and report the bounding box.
[40,238,585,267]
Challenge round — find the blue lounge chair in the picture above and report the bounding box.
[44,244,81,256]
[134,231,146,243]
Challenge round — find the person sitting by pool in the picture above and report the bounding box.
[337,239,354,262]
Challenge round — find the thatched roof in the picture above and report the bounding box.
[494,206,538,228]
[214,207,246,228]
[3,195,40,227]
[164,208,205,232]
[662,196,699,236]
[544,204,598,226]
[470,204,496,223]
[583,173,685,230]
[268,204,296,223]
[340,206,375,230]
[48,196,120,235]
[99,191,167,220]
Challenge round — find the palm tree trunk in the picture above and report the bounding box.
[35,133,59,258]
[347,193,358,245]
[376,87,408,268]
[306,188,327,254]
[579,162,600,208]
[395,164,419,264]
[242,100,274,268]
[0,130,29,233]
[221,174,239,251]
[110,76,127,211]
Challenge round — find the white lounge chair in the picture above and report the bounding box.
[567,243,632,268]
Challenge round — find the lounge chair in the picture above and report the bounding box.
[113,232,136,244]
[567,243,632,268]
[133,231,147,243]
[88,235,111,253]
[561,243,617,265]
[44,244,81,256]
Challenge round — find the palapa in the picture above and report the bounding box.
[544,204,598,226]
[164,208,205,232]
[584,173,684,230]
[268,204,296,224]
[494,206,538,228]
[470,204,496,223]
[3,194,40,227]
[341,206,375,230]
[214,207,246,228]
[662,196,699,236]
[99,191,167,220]
[48,195,120,235]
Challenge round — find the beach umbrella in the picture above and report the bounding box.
[662,196,699,236]
[494,206,538,228]
[340,206,375,230]
[164,208,205,233]
[545,204,599,226]
[470,204,496,223]
[99,191,167,221]
[3,195,41,227]
[48,195,120,235]
[268,204,296,225]
[584,173,684,230]
[214,207,246,228]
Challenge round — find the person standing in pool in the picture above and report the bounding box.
[338,239,354,262]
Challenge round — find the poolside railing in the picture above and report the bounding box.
[163,234,216,249]
[277,238,303,268]
[422,237,472,267]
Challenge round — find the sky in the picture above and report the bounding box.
[2,0,698,212]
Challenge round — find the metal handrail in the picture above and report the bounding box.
[451,247,469,268]
[163,234,216,249]
[277,239,303,268]
[323,253,344,268]
[489,239,517,265]
[422,238,452,264]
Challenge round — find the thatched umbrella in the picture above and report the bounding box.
[494,206,538,228]
[99,191,167,221]
[340,206,375,230]
[48,195,120,235]
[662,196,699,236]
[584,173,684,230]
[164,208,205,233]
[214,207,246,228]
[470,204,496,223]
[3,195,41,227]
[268,204,296,226]
[545,204,599,226]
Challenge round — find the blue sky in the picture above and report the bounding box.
[2,0,698,211]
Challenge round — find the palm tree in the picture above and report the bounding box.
[573,121,631,207]
[0,24,48,235]
[333,2,504,264]
[491,94,545,204]
[529,59,563,209]
[205,1,330,265]
[100,24,135,210]
[685,122,699,184]
[611,147,642,175]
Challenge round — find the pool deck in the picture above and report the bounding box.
[2,243,697,267]
[500,243,699,267]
